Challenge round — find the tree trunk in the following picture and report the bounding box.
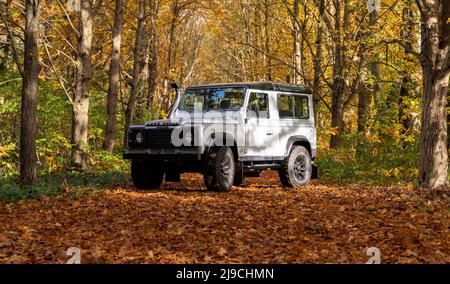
[357,84,370,133]
[329,0,348,148]
[263,0,271,81]
[330,77,345,148]
[292,0,302,84]
[124,0,146,142]
[419,74,449,188]
[20,0,40,186]
[252,1,260,81]
[398,74,414,135]
[0,1,9,71]
[147,0,158,110]
[447,89,449,150]
[136,26,151,121]
[103,0,123,153]
[355,33,369,136]
[369,10,381,109]
[357,10,378,134]
[161,0,179,111]
[72,0,93,170]
[241,0,253,81]
[416,0,449,188]
[398,4,416,137]
[312,0,324,121]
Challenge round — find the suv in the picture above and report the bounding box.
[124,82,317,192]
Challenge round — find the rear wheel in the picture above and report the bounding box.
[278,146,312,187]
[204,147,235,192]
[131,160,164,190]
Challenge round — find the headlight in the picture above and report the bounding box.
[135,132,143,144]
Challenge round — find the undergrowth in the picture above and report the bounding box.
[0,170,130,203]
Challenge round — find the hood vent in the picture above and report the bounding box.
[145,119,181,127]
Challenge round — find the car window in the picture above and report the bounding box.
[178,88,245,111]
[247,93,269,119]
[278,94,309,119]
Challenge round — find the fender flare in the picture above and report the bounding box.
[285,136,313,158]
[203,132,237,155]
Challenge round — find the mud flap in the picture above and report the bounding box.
[312,164,319,179]
[165,170,181,182]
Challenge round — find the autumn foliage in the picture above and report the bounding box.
[0,0,449,264]
[0,172,448,264]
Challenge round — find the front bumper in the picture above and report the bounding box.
[123,147,203,161]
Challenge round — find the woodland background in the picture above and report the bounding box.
[0,0,449,200]
[0,0,449,264]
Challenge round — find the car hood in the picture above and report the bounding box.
[145,112,241,127]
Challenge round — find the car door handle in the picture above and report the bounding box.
[266,132,273,136]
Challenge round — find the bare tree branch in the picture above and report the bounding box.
[382,39,421,58]
[42,34,74,105]
[0,10,23,77]
[56,0,79,37]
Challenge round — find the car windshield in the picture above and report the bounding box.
[178,87,245,112]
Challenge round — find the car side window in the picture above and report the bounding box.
[278,94,309,119]
[247,93,269,119]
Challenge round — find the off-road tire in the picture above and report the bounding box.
[204,147,235,192]
[278,146,312,187]
[131,160,164,190]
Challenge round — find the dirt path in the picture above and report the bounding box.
[0,171,448,263]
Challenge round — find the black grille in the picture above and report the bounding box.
[144,128,174,148]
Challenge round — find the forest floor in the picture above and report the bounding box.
[0,171,448,264]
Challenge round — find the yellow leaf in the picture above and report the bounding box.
[244,214,253,221]
[217,247,227,256]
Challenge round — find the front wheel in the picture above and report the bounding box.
[131,160,164,190]
[204,147,235,192]
[278,146,312,187]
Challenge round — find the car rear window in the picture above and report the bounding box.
[278,94,309,119]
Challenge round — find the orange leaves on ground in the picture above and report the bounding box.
[0,171,449,264]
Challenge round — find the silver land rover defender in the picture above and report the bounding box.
[124,82,317,192]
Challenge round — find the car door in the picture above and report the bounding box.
[245,92,272,158]
[271,93,313,158]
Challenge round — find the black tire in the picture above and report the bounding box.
[131,160,164,190]
[278,146,312,187]
[233,161,244,186]
[204,147,235,192]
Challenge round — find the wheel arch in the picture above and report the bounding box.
[204,132,239,159]
[286,136,313,158]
